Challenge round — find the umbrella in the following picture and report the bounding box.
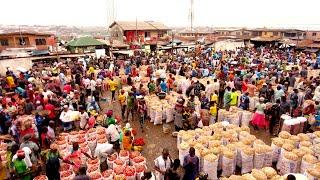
[16,67,27,73]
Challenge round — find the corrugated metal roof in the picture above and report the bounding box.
[67,37,106,47]
[0,31,53,37]
[109,21,170,31]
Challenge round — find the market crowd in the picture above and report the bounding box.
[0,46,319,179]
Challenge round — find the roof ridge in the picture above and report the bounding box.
[146,21,159,31]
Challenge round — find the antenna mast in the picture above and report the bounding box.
[190,0,194,32]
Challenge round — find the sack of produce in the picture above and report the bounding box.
[300,154,318,174]
[305,166,320,180]
[179,142,189,166]
[203,154,218,180]
[107,153,118,169]
[113,159,126,171]
[134,164,146,180]
[123,166,136,180]
[240,147,254,174]
[264,145,273,167]
[154,109,163,125]
[221,150,235,177]
[276,143,295,170]
[119,150,129,165]
[280,151,298,175]
[261,167,277,179]
[88,172,102,180]
[279,131,291,139]
[254,145,266,169]
[102,170,113,180]
[131,156,146,166]
[165,107,174,123]
[251,169,267,180]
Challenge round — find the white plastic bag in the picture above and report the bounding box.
[154,110,163,125]
[165,108,174,123]
[197,120,204,128]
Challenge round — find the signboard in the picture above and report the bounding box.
[95,49,106,59]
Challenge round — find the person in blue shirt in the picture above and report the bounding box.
[160,80,167,93]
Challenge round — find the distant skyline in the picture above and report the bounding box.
[1,0,320,29]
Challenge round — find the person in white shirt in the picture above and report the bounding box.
[47,121,55,140]
[79,106,89,130]
[12,147,33,168]
[90,79,97,92]
[212,79,220,93]
[83,77,91,95]
[205,81,214,99]
[106,124,120,149]
[154,148,172,180]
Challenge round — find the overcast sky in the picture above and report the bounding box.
[1,0,320,29]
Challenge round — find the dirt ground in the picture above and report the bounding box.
[100,91,273,170]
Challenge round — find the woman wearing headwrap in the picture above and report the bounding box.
[63,142,93,172]
[250,97,268,130]
[41,144,73,180]
[13,150,31,180]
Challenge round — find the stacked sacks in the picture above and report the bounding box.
[203,154,218,180]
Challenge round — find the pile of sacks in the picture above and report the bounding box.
[177,122,274,179]
[220,167,308,180]
[218,107,253,127]
[177,123,320,179]
[271,131,320,178]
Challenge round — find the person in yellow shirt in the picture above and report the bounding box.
[109,78,117,101]
[118,90,127,119]
[6,75,15,89]
[209,101,217,124]
[210,91,218,104]
[230,88,239,106]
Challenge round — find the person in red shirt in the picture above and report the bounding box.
[242,79,248,93]
[40,127,51,149]
[63,82,72,94]
[45,101,56,121]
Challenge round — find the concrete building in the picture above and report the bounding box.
[109,21,170,50]
[0,32,55,52]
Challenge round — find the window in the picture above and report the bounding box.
[35,38,46,45]
[17,37,28,46]
[313,32,317,36]
[264,32,267,35]
[158,32,164,38]
[0,39,9,46]
[236,32,241,36]
[273,32,279,36]
[145,32,151,38]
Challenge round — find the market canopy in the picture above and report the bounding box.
[66,37,106,47]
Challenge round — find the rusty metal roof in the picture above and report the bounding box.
[109,21,170,31]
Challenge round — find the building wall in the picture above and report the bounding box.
[109,25,124,42]
[261,31,282,38]
[306,31,320,40]
[0,34,53,52]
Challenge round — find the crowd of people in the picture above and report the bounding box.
[0,45,319,179]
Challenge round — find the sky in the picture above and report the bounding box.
[1,0,320,29]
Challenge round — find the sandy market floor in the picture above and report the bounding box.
[100,91,273,169]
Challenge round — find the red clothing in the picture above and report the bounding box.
[45,103,56,119]
[242,81,248,93]
[20,128,37,143]
[63,84,72,94]
[41,133,50,149]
